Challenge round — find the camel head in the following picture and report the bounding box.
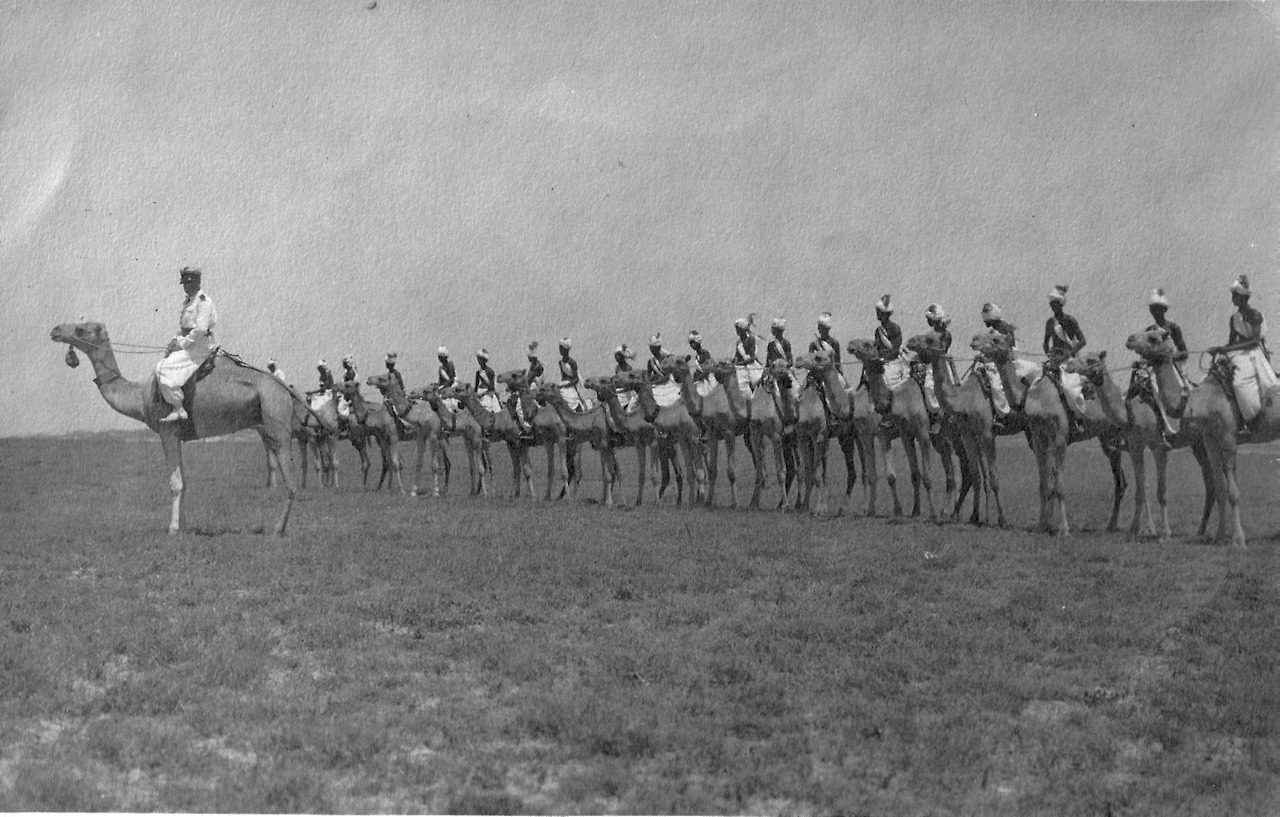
[614,371,647,391]
[766,358,790,380]
[51,321,111,368]
[906,332,945,362]
[366,373,393,393]
[707,359,738,382]
[532,382,561,404]
[497,370,527,391]
[337,380,361,399]
[661,354,694,380]
[439,383,471,401]
[408,384,442,405]
[1063,350,1107,383]
[846,338,880,364]
[793,350,832,372]
[1126,328,1175,361]
[583,376,613,398]
[970,329,1010,361]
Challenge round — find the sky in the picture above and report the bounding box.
[3,1,1276,436]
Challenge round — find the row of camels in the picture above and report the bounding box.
[52,320,1275,546]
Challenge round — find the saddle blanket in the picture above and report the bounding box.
[309,392,334,412]
[695,379,716,398]
[653,382,682,407]
[1228,347,1278,421]
[560,385,595,411]
[479,392,502,413]
[736,362,763,394]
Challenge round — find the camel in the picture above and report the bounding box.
[848,339,962,522]
[1165,337,1280,547]
[506,373,575,501]
[972,331,1127,536]
[1125,328,1217,537]
[534,383,619,506]
[442,381,534,499]
[790,351,880,516]
[51,321,297,535]
[746,359,798,510]
[1065,348,1214,542]
[906,332,1007,527]
[367,374,446,498]
[672,357,751,508]
[616,370,706,504]
[585,376,656,506]
[337,379,407,493]
[407,384,490,498]
[290,390,341,489]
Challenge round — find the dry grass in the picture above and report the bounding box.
[0,434,1276,814]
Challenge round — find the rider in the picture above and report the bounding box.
[766,317,792,366]
[732,316,761,390]
[155,266,217,423]
[647,334,671,384]
[342,354,358,383]
[1143,288,1189,441]
[437,347,457,389]
[525,341,544,386]
[919,304,954,417]
[874,294,908,389]
[385,352,405,392]
[686,330,712,386]
[1208,275,1275,432]
[267,359,287,384]
[809,312,845,387]
[557,337,587,410]
[977,302,1016,421]
[474,348,499,412]
[310,359,335,395]
[1042,284,1088,435]
[614,344,636,374]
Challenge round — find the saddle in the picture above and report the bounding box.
[148,352,219,441]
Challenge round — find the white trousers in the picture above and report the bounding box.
[155,338,215,408]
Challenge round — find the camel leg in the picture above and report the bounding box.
[1127,439,1150,538]
[411,436,428,497]
[772,432,787,510]
[1032,436,1053,533]
[811,434,829,516]
[390,439,407,494]
[917,433,939,522]
[1220,442,1247,548]
[634,443,647,507]
[984,433,1007,528]
[464,441,478,496]
[1052,442,1070,537]
[1153,444,1172,543]
[860,428,879,518]
[1192,440,1215,538]
[882,433,903,517]
[161,433,185,534]
[903,436,923,517]
[748,429,764,510]
[1104,439,1127,533]
[725,436,739,510]
[705,437,720,507]
[265,440,296,536]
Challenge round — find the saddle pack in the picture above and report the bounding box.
[147,353,220,441]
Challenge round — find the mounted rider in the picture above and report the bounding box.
[1208,275,1275,432]
[686,330,712,386]
[976,302,1016,420]
[474,348,500,412]
[335,353,358,421]
[873,294,909,389]
[732,315,763,391]
[1140,288,1189,440]
[916,303,955,417]
[437,346,460,412]
[614,344,638,410]
[809,312,845,388]
[156,266,218,423]
[647,334,672,384]
[525,341,544,386]
[1042,284,1088,436]
[267,359,287,384]
[382,352,408,432]
[557,337,590,411]
[767,317,794,393]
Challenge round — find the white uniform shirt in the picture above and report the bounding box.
[176,290,217,350]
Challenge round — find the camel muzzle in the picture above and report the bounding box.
[65,347,80,368]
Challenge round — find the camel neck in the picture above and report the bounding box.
[84,343,146,424]
[996,354,1028,410]
[822,367,852,419]
[929,356,962,413]
[678,374,702,415]
[1151,359,1186,413]
[1090,368,1127,425]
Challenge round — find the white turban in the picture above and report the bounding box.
[817,312,834,328]
[650,333,664,347]
[476,348,489,360]
[771,317,786,330]
[437,346,449,357]
[559,337,572,349]
[1230,275,1251,296]
[924,303,950,325]
[982,302,1002,320]
[875,294,893,314]
[734,317,749,330]
[1149,288,1169,307]
[1048,284,1069,304]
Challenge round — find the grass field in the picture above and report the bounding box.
[0,433,1277,814]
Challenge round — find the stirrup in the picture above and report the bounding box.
[159,408,188,423]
